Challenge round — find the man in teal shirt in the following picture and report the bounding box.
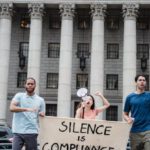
[10,77,45,150]
[124,75,150,150]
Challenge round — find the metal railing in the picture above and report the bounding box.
[0,138,12,149]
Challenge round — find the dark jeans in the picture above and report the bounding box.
[12,133,38,150]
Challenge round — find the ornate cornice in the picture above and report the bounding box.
[28,3,44,19]
[0,0,148,5]
[122,3,139,20]
[0,3,13,19]
[90,3,107,20]
[59,3,75,20]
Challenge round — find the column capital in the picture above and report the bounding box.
[122,3,139,20]
[59,3,75,20]
[0,3,13,19]
[28,3,44,19]
[90,3,107,20]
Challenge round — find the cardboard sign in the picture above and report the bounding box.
[39,116,131,150]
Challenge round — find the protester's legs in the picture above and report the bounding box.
[24,134,38,150]
[143,130,150,150]
[130,132,144,150]
[144,141,150,150]
[12,134,24,150]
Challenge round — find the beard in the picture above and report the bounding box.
[26,87,35,94]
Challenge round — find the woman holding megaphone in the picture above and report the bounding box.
[75,88,110,119]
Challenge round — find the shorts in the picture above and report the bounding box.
[130,130,150,150]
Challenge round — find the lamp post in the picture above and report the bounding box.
[80,54,86,71]
[141,56,147,72]
[77,51,90,71]
[18,50,26,70]
[77,16,90,71]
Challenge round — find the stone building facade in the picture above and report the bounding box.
[0,0,150,125]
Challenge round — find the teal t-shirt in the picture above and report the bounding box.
[12,92,45,134]
[124,92,150,133]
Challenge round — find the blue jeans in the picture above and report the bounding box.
[12,133,38,150]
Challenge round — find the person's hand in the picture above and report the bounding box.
[95,91,102,97]
[39,112,45,117]
[81,101,86,108]
[126,117,134,124]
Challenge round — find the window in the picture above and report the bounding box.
[74,101,80,117]
[106,105,118,121]
[46,104,57,116]
[107,44,119,59]
[49,15,61,29]
[47,73,58,89]
[107,16,119,30]
[19,42,29,69]
[77,43,90,58]
[137,44,149,59]
[106,74,118,90]
[78,15,90,29]
[137,17,149,30]
[48,43,60,58]
[76,74,88,89]
[20,17,30,29]
[17,72,27,88]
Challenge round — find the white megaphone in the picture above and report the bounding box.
[77,88,88,101]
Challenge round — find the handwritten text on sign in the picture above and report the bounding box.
[39,117,131,150]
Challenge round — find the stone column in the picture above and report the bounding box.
[122,4,139,104]
[57,3,75,117]
[28,3,44,94]
[90,4,107,119]
[0,3,13,123]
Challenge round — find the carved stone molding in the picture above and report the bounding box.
[0,3,13,19]
[122,3,139,20]
[90,3,107,20]
[28,3,44,19]
[59,3,75,20]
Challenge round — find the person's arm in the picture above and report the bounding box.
[123,95,134,124]
[75,108,82,118]
[123,112,134,124]
[10,100,37,112]
[39,112,45,117]
[95,91,110,112]
[39,99,45,117]
[75,102,85,118]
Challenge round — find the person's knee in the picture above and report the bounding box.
[12,142,24,150]
[25,134,38,150]
[12,135,24,150]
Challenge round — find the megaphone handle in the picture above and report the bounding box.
[82,107,85,119]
